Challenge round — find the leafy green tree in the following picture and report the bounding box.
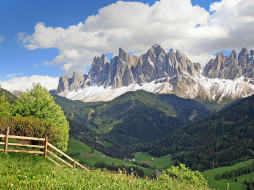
[162,164,208,187]
[0,94,12,119]
[12,84,69,151]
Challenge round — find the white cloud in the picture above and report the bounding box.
[0,36,4,43]
[0,75,59,92]
[186,53,215,67]
[19,0,254,74]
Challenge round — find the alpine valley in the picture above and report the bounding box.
[53,45,254,172]
[1,45,254,189]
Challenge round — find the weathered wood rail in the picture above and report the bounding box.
[0,128,89,171]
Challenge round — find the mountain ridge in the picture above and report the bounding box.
[57,45,254,102]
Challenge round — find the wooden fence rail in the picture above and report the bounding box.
[0,127,89,172]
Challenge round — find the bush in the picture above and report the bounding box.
[0,116,61,145]
[160,164,208,187]
[12,84,69,151]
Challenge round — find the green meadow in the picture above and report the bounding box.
[202,159,254,190]
[134,152,173,169]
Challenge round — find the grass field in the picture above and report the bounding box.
[134,152,173,169]
[202,159,254,190]
[236,172,254,183]
[66,137,102,156]
[66,138,155,176]
[0,152,211,189]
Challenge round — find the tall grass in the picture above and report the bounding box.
[0,152,210,189]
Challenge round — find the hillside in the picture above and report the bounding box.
[66,137,156,177]
[149,94,254,171]
[0,88,17,103]
[54,90,211,158]
[0,152,210,189]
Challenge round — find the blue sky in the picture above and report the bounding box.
[0,0,254,91]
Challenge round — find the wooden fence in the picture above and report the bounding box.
[0,127,89,171]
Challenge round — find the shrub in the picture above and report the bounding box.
[12,84,69,151]
[0,116,61,145]
[160,164,208,187]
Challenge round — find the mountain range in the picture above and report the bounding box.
[56,45,254,102]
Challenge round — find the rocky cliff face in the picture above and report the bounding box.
[57,45,254,102]
[203,48,254,79]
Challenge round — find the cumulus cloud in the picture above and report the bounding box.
[0,75,59,92]
[0,36,4,43]
[19,0,254,72]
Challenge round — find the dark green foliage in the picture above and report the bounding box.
[158,94,211,120]
[195,96,234,112]
[247,181,254,190]
[54,90,211,158]
[68,120,132,158]
[149,95,254,171]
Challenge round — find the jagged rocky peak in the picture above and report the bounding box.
[69,71,85,91]
[57,45,254,102]
[203,48,254,79]
[57,74,71,93]
[57,44,203,92]
[57,72,85,93]
[146,44,166,62]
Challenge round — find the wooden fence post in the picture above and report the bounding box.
[73,160,76,169]
[44,136,48,158]
[4,127,9,154]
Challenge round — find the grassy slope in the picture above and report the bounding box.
[0,152,210,190]
[237,173,254,183]
[66,137,155,176]
[202,159,254,190]
[134,152,173,169]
